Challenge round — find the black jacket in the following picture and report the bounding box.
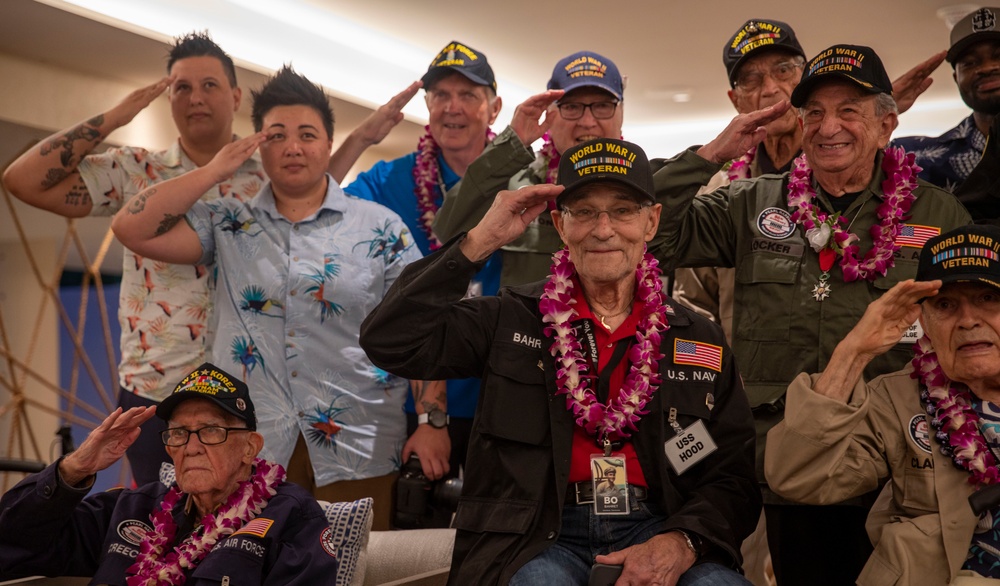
[361,239,760,585]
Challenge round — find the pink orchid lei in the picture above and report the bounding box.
[912,336,1000,486]
[726,146,757,182]
[787,146,920,282]
[539,247,669,439]
[413,125,496,250]
[126,458,285,585]
[528,132,561,185]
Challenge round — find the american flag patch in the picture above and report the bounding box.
[233,518,273,538]
[674,339,723,372]
[897,224,940,248]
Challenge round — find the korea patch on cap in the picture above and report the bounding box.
[157,362,257,430]
[723,19,805,86]
[917,225,1000,291]
[547,51,623,100]
[421,40,496,91]
[948,8,1000,64]
[556,138,654,207]
[791,44,892,107]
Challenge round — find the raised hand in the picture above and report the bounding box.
[106,76,175,129]
[843,279,941,360]
[59,406,158,486]
[460,184,565,262]
[205,132,267,185]
[510,90,565,146]
[696,100,792,164]
[356,81,422,146]
[892,51,947,114]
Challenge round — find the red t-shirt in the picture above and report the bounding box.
[565,277,648,487]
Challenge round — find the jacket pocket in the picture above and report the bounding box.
[735,252,798,342]
[453,496,536,535]
[481,338,549,446]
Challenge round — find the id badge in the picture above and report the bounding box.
[664,419,718,475]
[590,456,628,515]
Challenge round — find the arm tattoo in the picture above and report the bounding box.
[63,176,92,207]
[154,213,184,237]
[39,115,105,188]
[126,188,156,214]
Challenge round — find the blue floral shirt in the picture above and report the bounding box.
[187,175,420,486]
[892,114,986,193]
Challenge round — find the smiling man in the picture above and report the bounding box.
[111,66,422,530]
[433,50,626,286]
[650,44,971,585]
[0,362,339,584]
[895,7,1000,192]
[766,225,1000,583]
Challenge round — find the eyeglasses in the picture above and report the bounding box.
[735,60,804,92]
[560,204,647,225]
[556,101,619,120]
[161,426,250,447]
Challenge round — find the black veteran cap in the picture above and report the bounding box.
[557,138,654,207]
[158,362,257,430]
[421,40,496,92]
[917,225,1000,290]
[723,19,805,87]
[790,44,892,107]
[547,51,624,100]
[948,8,1000,64]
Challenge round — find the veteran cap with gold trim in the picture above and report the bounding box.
[547,51,624,100]
[157,362,256,430]
[791,44,892,107]
[723,18,805,87]
[556,138,653,207]
[918,225,1000,291]
[421,40,496,91]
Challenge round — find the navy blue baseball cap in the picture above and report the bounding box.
[158,363,257,430]
[547,51,623,100]
[421,40,496,92]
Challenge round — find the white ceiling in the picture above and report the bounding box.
[0,0,985,155]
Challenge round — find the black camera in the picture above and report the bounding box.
[395,455,463,529]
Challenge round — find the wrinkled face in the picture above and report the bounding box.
[548,88,624,155]
[552,183,660,287]
[799,81,896,180]
[169,56,241,146]
[424,72,501,159]
[729,50,803,136]
[953,40,1000,116]
[259,104,332,197]
[165,399,259,500]
[921,283,1000,389]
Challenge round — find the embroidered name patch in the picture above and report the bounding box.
[756,207,795,240]
[673,339,722,372]
[909,414,932,454]
[233,518,273,538]
[750,238,804,257]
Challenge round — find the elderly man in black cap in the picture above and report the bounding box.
[361,138,759,585]
[767,225,1000,584]
[0,363,339,584]
[652,43,971,585]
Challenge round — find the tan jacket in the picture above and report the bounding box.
[765,367,980,585]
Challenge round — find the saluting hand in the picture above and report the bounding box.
[510,90,565,146]
[696,100,791,165]
[204,132,267,185]
[460,184,564,262]
[356,80,422,146]
[59,406,158,487]
[892,51,947,115]
[106,76,175,130]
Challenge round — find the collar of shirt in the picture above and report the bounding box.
[249,173,348,222]
[568,274,641,350]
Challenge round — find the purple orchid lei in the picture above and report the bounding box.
[912,336,1000,486]
[412,125,496,250]
[786,146,920,282]
[126,458,285,585]
[539,247,669,439]
[726,146,757,182]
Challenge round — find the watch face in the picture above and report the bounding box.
[429,409,448,428]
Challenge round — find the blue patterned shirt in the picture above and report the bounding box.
[187,175,420,486]
[893,114,986,193]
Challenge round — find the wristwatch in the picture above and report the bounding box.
[417,407,449,429]
[676,530,704,559]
